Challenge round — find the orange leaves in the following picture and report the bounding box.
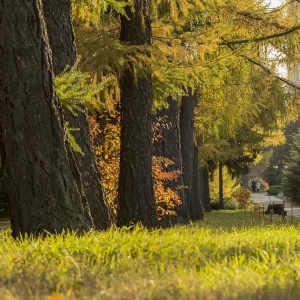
[152,156,182,220]
[232,188,251,210]
[48,294,64,300]
[88,116,101,142]
[89,115,120,220]
[89,115,182,222]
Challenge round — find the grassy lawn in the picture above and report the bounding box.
[1,211,300,299]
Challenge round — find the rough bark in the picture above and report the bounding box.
[42,0,111,229]
[117,1,158,228]
[180,90,204,221]
[153,96,189,223]
[0,0,93,236]
[42,0,76,74]
[153,97,181,166]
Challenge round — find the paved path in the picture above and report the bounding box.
[250,193,300,218]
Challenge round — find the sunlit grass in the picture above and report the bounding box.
[1,211,300,299]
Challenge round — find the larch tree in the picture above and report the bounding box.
[152,96,189,224]
[180,90,204,221]
[200,165,211,212]
[117,0,158,228]
[42,0,111,229]
[0,0,94,236]
[192,136,205,219]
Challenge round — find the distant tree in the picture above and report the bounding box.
[200,166,211,212]
[282,128,300,203]
[264,120,300,186]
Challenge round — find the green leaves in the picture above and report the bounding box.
[282,128,300,202]
[55,59,103,115]
[72,0,128,27]
[54,59,105,154]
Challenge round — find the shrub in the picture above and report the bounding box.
[267,185,281,196]
[210,200,221,210]
[210,198,238,210]
[152,156,182,220]
[224,198,238,210]
[232,188,251,210]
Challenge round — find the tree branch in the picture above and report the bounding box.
[224,41,300,90]
[220,24,300,46]
[241,55,300,90]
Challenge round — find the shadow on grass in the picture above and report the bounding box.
[199,209,300,230]
[1,209,300,233]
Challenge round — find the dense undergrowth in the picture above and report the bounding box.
[1,211,300,300]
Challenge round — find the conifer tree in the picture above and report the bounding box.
[180,90,204,221]
[42,0,111,229]
[201,166,211,212]
[282,128,300,203]
[153,96,188,223]
[0,0,93,236]
[117,0,158,228]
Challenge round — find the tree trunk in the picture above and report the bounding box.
[42,0,77,73]
[180,89,195,221]
[152,96,187,225]
[191,140,204,221]
[0,0,93,237]
[117,1,158,228]
[219,162,224,209]
[180,91,204,221]
[42,0,111,229]
[201,166,211,212]
[198,135,211,212]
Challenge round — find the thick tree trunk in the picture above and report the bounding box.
[117,1,158,228]
[0,0,93,237]
[42,0,77,73]
[42,0,111,229]
[180,90,205,221]
[153,97,181,167]
[152,96,187,225]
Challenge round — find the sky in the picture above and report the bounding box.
[268,0,284,8]
[265,0,288,76]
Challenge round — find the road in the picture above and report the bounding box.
[250,193,300,218]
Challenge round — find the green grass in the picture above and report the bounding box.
[1,211,300,299]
